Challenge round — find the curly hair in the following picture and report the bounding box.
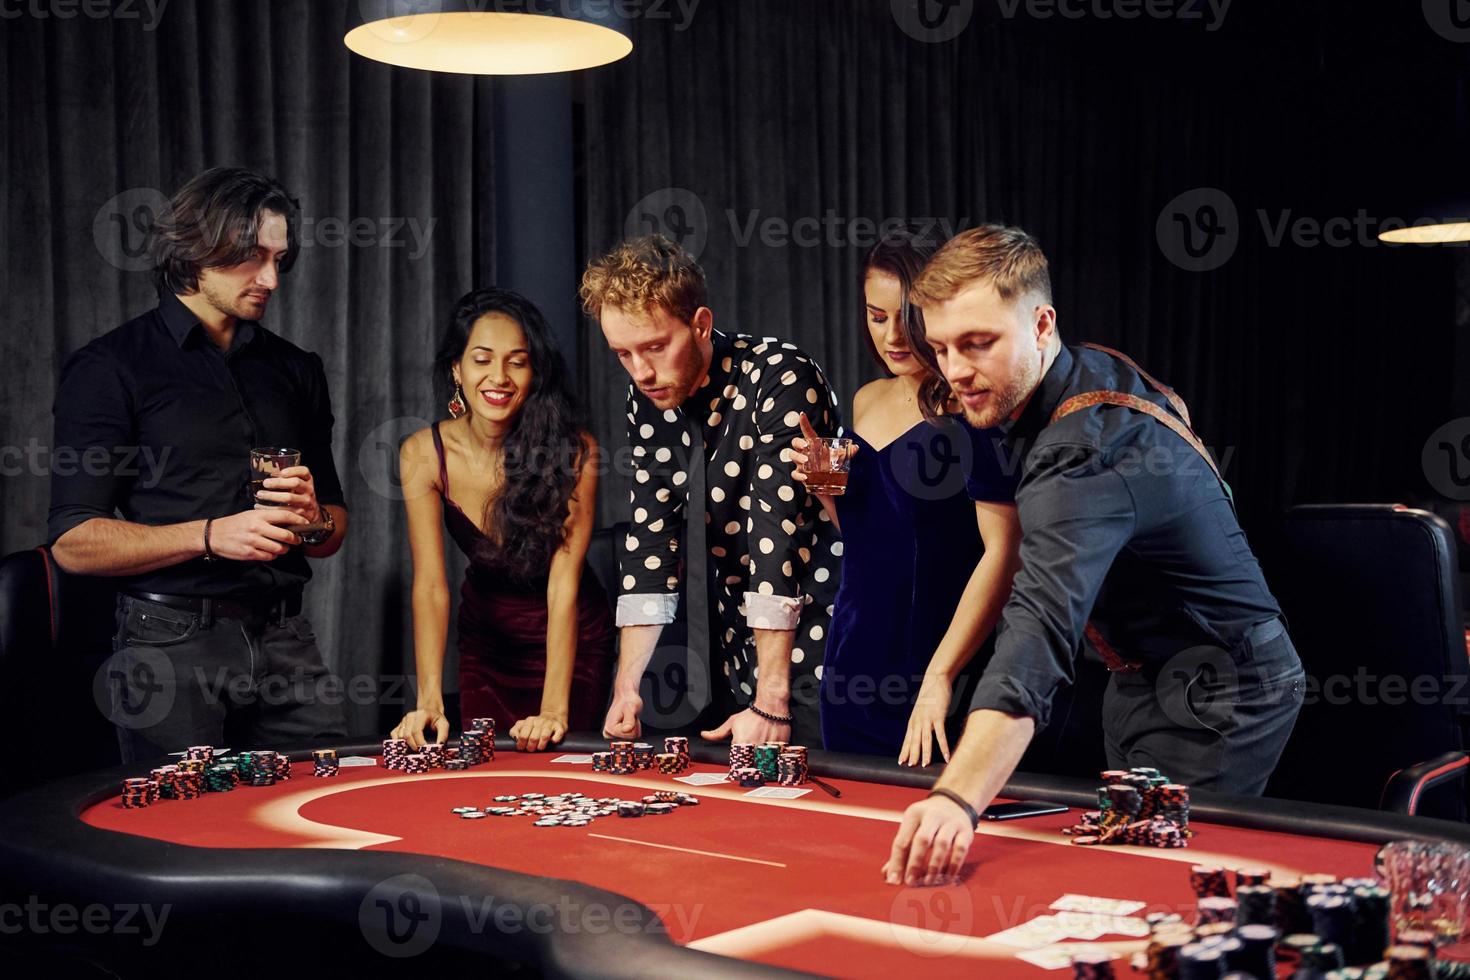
[579,234,707,324]
[151,167,301,296]
[435,288,590,581]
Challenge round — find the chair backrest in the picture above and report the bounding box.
[0,547,120,793]
[1267,504,1468,818]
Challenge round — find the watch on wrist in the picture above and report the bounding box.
[299,506,335,547]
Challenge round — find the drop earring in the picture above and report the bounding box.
[448,383,467,419]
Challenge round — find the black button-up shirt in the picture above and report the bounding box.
[617,330,843,700]
[968,344,1282,727]
[48,292,345,598]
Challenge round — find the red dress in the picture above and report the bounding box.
[431,422,615,729]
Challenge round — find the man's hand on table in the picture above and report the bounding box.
[700,708,791,746]
[602,691,643,739]
[883,795,975,886]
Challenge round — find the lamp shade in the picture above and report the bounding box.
[345,0,632,75]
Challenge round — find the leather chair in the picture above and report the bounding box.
[0,547,120,794]
[1267,504,1470,820]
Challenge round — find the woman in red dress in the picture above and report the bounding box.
[391,288,614,751]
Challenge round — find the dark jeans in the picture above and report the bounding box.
[105,595,347,764]
[1102,618,1305,795]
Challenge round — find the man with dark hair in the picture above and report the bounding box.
[882,224,1303,885]
[50,167,349,762]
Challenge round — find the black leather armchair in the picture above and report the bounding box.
[1267,504,1470,820]
[0,547,120,794]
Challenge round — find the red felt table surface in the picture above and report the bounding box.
[82,753,1379,978]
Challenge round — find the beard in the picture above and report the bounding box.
[641,347,705,410]
[959,351,1043,429]
[200,278,269,322]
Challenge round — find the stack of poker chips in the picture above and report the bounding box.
[459,727,493,765]
[591,751,613,772]
[152,765,177,799]
[655,752,684,774]
[311,748,340,777]
[632,742,655,770]
[1195,896,1237,926]
[608,741,637,774]
[403,753,430,775]
[664,736,690,769]
[469,717,496,738]
[753,744,783,780]
[274,753,293,781]
[247,751,277,786]
[728,743,756,779]
[121,777,156,809]
[173,767,204,798]
[205,763,238,792]
[1124,867,1397,977]
[422,742,446,769]
[184,745,215,765]
[734,768,765,787]
[1063,770,1191,848]
[382,738,410,770]
[777,746,809,786]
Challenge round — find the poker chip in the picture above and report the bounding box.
[735,767,764,788]
[444,759,469,771]
[311,748,340,778]
[205,764,238,792]
[403,753,429,774]
[617,801,645,818]
[728,743,756,779]
[120,777,154,809]
[645,802,676,815]
[382,738,410,770]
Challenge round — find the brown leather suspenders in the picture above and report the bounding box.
[1048,343,1230,673]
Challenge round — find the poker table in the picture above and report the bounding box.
[2,735,1468,978]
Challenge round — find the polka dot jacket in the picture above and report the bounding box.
[616,329,845,700]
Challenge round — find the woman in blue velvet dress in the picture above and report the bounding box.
[793,233,1022,765]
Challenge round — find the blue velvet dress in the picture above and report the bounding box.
[819,415,1020,755]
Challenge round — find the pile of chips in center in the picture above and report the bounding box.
[451,788,702,825]
[1062,767,1190,848]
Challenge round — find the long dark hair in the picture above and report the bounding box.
[151,167,301,295]
[859,230,950,422]
[435,288,590,580]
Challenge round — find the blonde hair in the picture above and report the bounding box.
[910,224,1052,308]
[579,234,708,324]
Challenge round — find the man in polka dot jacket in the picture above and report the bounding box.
[581,235,843,746]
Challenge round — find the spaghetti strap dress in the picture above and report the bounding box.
[430,421,616,729]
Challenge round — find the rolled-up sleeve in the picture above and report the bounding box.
[616,386,688,627]
[745,354,837,631]
[968,443,1137,729]
[48,348,134,545]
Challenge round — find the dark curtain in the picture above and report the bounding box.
[2,0,497,734]
[4,0,1466,738]
[579,1,1462,550]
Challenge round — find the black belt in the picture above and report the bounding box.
[123,590,302,627]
